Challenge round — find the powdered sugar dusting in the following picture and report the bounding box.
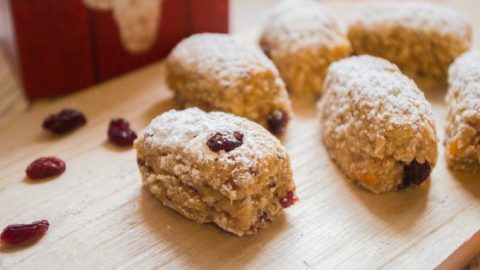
[322,55,434,127]
[138,108,285,168]
[448,50,480,93]
[352,1,471,41]
[261,0,348,54]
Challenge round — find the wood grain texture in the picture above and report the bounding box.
[0,0,479,269]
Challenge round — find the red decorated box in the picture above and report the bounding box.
[0,0,229,99]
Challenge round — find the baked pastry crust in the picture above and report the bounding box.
[318,56,438,193]
[135,108,297,236]
[166,33,293,136]
[445,50,480,171]
[259,0,351,95]
[348,1,472,78]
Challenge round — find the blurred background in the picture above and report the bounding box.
[0,0,479,121]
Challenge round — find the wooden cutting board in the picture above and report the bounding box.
[0,1,479,269]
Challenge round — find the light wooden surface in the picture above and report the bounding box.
[0,1,479,269]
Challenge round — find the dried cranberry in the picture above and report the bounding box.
[42,109,86,134]
[260,40,272,59]
[1,220,49,245]
[401,160,431,188]
[279,190,298,208]
[137,158,145,166]
[26,157,66,179]
[267,111,288,136]
[206,131,244,152]
[108,118,137,146]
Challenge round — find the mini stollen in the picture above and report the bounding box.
[83,0,163,54]
[135,108,298,236]
[318,55,438,193]
[166,33,293,136]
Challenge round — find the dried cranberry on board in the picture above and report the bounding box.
[267,111,289,136]
[1,220,49,246]
[279,190,298,208]
[206,131,244,152]
[42,109,86,134]
[108,118,137,146]
[26,157,66,179]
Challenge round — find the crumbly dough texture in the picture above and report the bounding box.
[318,56,438,193]
[348,1,472,78]
[135,108,296,236]
[259,0,351,95]
[166,33,293,134]
[445,50,480,171]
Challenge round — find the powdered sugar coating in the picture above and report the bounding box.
[319,55,438,193]
[445,50,480,171]
[139,108,285,175]
[166,34,292,134]
[259,0,351,94]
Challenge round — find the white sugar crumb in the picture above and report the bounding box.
[262,0,346,53]
[323,55,433,126]
[66,207,83,215]
[352,1,471,40]
[139,108,284,168]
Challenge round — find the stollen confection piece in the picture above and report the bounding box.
[259,0,351,95]
[166,33,293,136]
[135,108,298,236]
[318,55,438,193]
[445,50,480,171]
[348,1,472,78]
